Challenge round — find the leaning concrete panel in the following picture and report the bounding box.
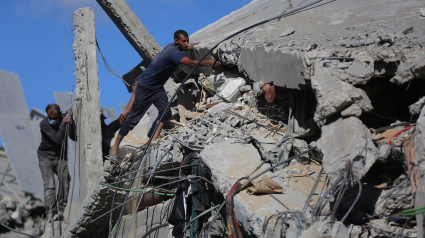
[29,108,46,146]
[0,69,29,118]
[73,7,103,201]
[0,115,43,194]
[96,0,161,61]
[240,46,307,89]
[0,69,43,194]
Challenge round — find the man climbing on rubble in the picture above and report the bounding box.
[37,104,75,222]
[108,30,220,158]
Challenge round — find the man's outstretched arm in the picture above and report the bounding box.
[180,57,221,68]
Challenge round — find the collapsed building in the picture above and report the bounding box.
[2,0,425,237]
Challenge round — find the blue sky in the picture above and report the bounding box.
[0,0,250,120]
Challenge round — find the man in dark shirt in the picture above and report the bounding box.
[38,103,75,221]
[109,30,220,157]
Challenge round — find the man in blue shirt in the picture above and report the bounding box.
[109,30,220,157]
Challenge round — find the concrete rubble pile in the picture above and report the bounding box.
[0,196,45,238]
[59,0,425,237]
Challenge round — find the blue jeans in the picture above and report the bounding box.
[119,83,170,137]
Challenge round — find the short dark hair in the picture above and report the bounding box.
[45,104,60,114]
[174,30,188,40]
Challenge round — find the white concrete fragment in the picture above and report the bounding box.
[280,27,295,37]
[421,8,425,17]
[217,78,245,102]
[318,117,379,180]
[409,96,425,115]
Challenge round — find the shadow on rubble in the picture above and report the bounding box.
[358,77,425,128]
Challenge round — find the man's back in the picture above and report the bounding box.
[138,43,185,90]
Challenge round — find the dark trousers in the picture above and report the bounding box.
[119,83,170,137]
[38,156,71,215]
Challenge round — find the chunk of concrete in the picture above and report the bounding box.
[292,139,310,165]
[409,96,425,115]
[217,78,246,103]
[393,24,413,35]
[344,61,373,84]
[311,70,359,122]
[280,27,295,37]
[318,117,379,180]
[390,54,425,84]
[341,104,362,117]
[240,46,307,89]
[115,200,173,238]
[330,222,349,238]
[421,8,425,17]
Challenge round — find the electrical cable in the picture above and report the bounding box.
[241,146,317,188]
[91,176,215,224]
[140,223,170,238]
[0,223,38,238]
[110,214,132,236]
[183,204,220,233]
[340,175,362,223]
[203,201,226,238]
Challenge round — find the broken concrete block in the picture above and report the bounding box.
[421,8,425,17]
[207,102,231,115]
[390,54,425,84]
[217,78,246,103]
[330,222,349,238]
[344,61,374,84]
[341,104,362,117]
[409,96,425,115]
[340,40,365,48]
[299,221,330,238]
[318,117,379,180]
[393,24,413,35]
[280,27,295,37]
[240,46,307,89]
[292,139,310,165]
[377,143,391,161]
[311,70,355,121]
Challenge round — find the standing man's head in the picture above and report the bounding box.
[174,30,189,51]
[45,104,61,126]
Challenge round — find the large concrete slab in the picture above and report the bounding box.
[200,138,322,237]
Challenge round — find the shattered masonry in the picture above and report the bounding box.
[1,0,423,237]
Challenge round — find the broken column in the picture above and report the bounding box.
[96,0,161,62]
[73,7,103,201]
